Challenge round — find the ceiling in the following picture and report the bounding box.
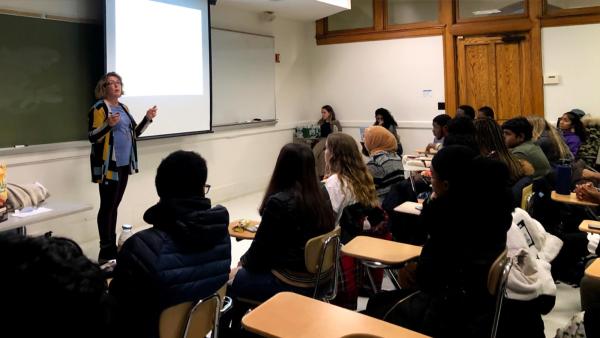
[215,0,350,21]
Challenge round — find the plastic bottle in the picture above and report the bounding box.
[117,224,133,251]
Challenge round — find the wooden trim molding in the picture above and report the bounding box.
[455,0,529,23]
[544,4,600,17]
[440,0,457,115]
[316,26,444,45]
[374,0,384,31]
[541,13,600,27]
[450,18,533,35]
[316,19,326,37]
[530,0,545,117]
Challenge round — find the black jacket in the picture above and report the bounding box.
[109,197,231,338]
[241,191,331,274]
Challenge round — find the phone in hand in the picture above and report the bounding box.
[245,225,259,233]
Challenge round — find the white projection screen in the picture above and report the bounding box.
[105,0,211,137]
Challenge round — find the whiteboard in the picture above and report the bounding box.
[211,28,276,126]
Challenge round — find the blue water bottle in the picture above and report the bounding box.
[555,162,571,195]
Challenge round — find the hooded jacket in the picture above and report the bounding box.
[109,196,231,338]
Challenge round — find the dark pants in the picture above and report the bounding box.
[97,166,129,261]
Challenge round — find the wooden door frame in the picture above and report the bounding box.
[441,0,544,117]
[457,34,534,120]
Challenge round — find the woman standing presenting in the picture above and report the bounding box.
[88,72,157,264]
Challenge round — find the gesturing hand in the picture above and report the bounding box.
[107,113,121,127]
[146,105,158,120]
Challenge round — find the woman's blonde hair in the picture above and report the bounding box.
[527,116,573,160]
[326,133,378,207]
[94,72,124,100]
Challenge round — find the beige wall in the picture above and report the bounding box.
[542,23,600,122]
[308,33,445,153]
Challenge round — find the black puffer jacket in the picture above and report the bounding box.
[109,196,231,338]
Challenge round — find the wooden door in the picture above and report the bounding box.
[456,34,533,121]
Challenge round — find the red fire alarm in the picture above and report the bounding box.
[275,53,280,63]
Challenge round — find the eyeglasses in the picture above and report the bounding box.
[204,184,211,194]
[104,80,122,87]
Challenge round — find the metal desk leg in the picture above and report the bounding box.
[365,267,378,293]
[385,269,402,290]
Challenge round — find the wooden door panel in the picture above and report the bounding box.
[456,34,532,121]
[496,43,522,120]
[458,38,497,112]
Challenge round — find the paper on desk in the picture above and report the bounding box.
[12,207,52,218]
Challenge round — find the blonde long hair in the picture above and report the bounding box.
[527,116,573,161]
[326,133,378,207]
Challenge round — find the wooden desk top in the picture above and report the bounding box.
[341,236,422,265]
[585,259,600,279]
[579,220,600,235]
[551,191,599,207]
[242,292,429,338]
[403,164,428,172]
[415,149,437,155]
[228,219,259,240]
[393,201,422,215]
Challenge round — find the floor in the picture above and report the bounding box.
[203,191,586,337]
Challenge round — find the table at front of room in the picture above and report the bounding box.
[242,291,431,338]
[0,201,93,235]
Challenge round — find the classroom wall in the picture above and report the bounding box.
[308,33,445,153]
[1,3,315,258]
[542,23,600,122]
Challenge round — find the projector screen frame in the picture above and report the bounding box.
[104,0,214,141]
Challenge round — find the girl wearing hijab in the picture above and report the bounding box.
[364,126,404,201]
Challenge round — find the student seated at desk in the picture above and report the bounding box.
[559,110,587,158]
[502,117,552,179]
[373,107,403,155]
[443,116,479,152]
[109,150,231,338]
[528,116,600,185]
[366,145,514,338]
[0,234,110,338]
[425,113,451,153]
[324,133,379,224]
[477,106,495,120]
[474,118,531,185]
[229,143,335,302]
[456,104,476,119]
[364,126,404,202]
[314,105,342,178]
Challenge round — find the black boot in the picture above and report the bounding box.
[98,240,117,265]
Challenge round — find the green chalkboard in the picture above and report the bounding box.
[0,14,103,148]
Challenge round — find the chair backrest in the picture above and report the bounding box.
[159,284,227,338]
[304,226,341,300]
[159,302,193,338]
[305,227,341,274]
[487,249,512,338]
[521,183,533,211]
